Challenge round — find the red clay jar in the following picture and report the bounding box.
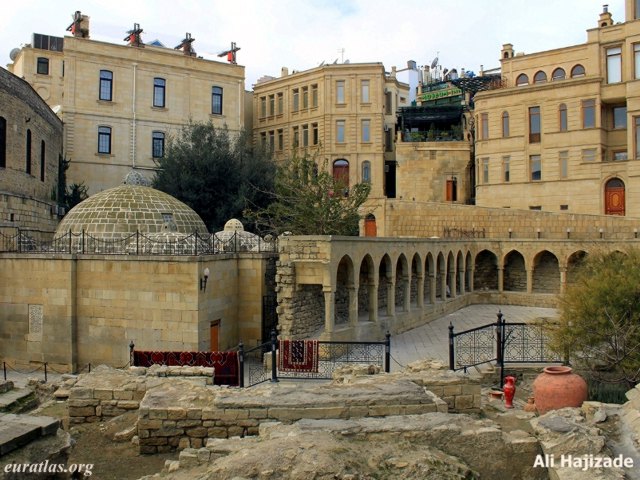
[532,366,588,415]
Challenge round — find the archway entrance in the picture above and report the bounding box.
[605,178,625,215]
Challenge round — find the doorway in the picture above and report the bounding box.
[210,320,220,351]
[604,178,625,215]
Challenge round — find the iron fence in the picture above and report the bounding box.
[0,229,277,255]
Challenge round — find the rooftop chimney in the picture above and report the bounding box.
[281,67,288,77]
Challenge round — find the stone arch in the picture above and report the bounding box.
[424,252,435,304]
[410,253,422,308]
[504,250,526,292]
[378,254,392,317]
[566,250,587,287]
[358,254,375,320]
[465,251,472,292]
[335,255,355,325]
[474,249,498,290]
[532,250,560,293]
[395,254,409,310]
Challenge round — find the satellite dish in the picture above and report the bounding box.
[9,48,20,61]
[333,58,338,64]
[430,56,438,69]
[319,60,325,66]
[344,59,350,64]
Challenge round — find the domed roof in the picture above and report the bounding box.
[55,184,208,239]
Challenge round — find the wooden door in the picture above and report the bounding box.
[210,321,220,351]
[364,215,377,237]
[605,178,625,215]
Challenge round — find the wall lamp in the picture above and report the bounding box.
[634,228,638,239]
[508,228,512,239]
[566,228,571,239]
[200,267,210,291]
[599,228,604,239]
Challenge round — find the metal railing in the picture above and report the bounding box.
[0,229,277,256]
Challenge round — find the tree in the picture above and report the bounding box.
[245,154,371,236]
[152,122,275,232]
[57,155,88,212]
[550,249,640,387]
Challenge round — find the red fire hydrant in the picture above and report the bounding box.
[503,376,516,409]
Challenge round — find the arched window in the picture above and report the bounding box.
[0,116,6,168]
[40,140,45,181]
[152,131,165,158]
[99,70,113,101]
[559,104,568,132]
[333,159,349,195]
[361,160,371,183]
[571,64,585,78]
[502,111,510,137]
[516,73,529,86]
[26,129,32,174]
[533,71,547,83]
[211,86,223,115]
[605,177,625,215]
[552,68,566,81]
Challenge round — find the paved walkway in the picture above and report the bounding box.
[390,304,558,371]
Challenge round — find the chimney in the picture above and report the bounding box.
[281,67,288,77]
[67,11,90,38]
[599,4,613,27]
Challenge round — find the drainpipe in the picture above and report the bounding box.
[132,63,137,168]
[238,79,242,131]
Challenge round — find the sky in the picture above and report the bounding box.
[0,0,626,88]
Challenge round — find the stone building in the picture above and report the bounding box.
[7,11,246,195]
[252,63,410,236]
[0,66,64,238]
[473,1,640,216]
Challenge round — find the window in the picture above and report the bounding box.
[480,113,488,140]
[302,125,309,147]
[362,161,371,183]
[635,44,640,79]
[530,155,541,181]
[152,131,165,158]
[99,70,113,101]
[582,99,596,128]
[361,80,370,103]
[292,89,299,111]
[98,126,112,154]
[635,117,640,159]
[312,123,318,145]
[277,93,283,114]
[481,158,489,184]
[302,87,308,109]
[40,140,45,181]
[606,47,622,83]
[559,104,568,132]
[529,106,541,143]
[385,128,392,152]
[613,106,627,129]
[260,132,266,149]
[385,91,392,114]
[533,71,547,83]
[292,126,299,148]
[636,0,640,19]
[0,117,5,168]
[311,84,318,107]
[153,78,166,108]
[559,151,568,179]
[502,156,510,182]
[571,64,585,78]
[268,95,275,116]
[37,57,49,75]
[613,150,628,161]
[582,148,597,162]
[336,120,345,143]
[362,119,370,142]
[277,129,283,151]
[560,204,569,211]
[26,129,31,174]
[336,80,345,104]
[211,87,223,115]
[260,97,266,117]
[269,131,275,153]
[552,68,566,81]
[333,159,349,190]
[502,111,509,137]
[516,73,529,86]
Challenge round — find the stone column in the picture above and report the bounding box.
[369,279,379,323]
[416,273,425,308]
[526,268,533,294]
[386,277,395,317]
[559,267,567,294]
[467,266,474,293]
[348,286,358,327]
[458,268,465,295]
[323,288,335,334]
[498,267,504,293]
[403,275,410,312]
[440,273,447,300]
[430,272,437,304]
[449,267,457,298]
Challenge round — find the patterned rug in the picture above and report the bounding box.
[278,340,319,373]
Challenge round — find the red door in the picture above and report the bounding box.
[364,215,377,237]
[605,178,625,215]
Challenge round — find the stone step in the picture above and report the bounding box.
[0,387,38,413]
[0,413,60,456]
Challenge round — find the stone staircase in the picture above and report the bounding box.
[0,413,60,456]
[0,380,38,413]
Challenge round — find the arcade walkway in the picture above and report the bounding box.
[389,303,558,371]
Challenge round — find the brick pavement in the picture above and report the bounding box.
[390,303,558,371]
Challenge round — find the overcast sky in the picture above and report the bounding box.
[1,0,625,88]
